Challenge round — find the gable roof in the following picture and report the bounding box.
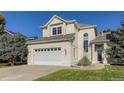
[41,15,96,30]
[41,15,76,28]
[27,33,75,45]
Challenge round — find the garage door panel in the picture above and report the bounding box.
[33,47,63,65]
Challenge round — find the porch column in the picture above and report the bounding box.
[103,43,107,64]
[92,43,96,64]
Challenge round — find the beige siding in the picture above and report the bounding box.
[49,17,63,25]
[42,18,76,37]
[70,26,78,65]
[42,17,67,37]
[66,23,75,34]
[77,28,96,61]
[42,28,47,37]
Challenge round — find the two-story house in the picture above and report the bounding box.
[27,15,110,66]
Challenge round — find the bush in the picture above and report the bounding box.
[78,56,91,66]
[108,58,124,65]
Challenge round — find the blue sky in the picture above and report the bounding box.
[3,11,124,37]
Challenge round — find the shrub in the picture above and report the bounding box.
[78,56,91,66]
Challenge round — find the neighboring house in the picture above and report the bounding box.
[27,15,111,66]
[5,30,26,38]
[5,30,20,36]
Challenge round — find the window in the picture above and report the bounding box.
[35,47,62,52]
[84,33,88,39]
[52,28,57,35]
[58,27,62,34]
[52,26,62,35]
[38,49,40,52]
[58,48,61,51]
[35,49,37,52]
[47,48,50,51]
[44,49,46,51]
[84,40,88,52]
[54,48,57,51]
[83,33,88,52]
[51,48,53,51]
[41,49,43,51]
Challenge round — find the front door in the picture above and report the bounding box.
[97,50,103,63]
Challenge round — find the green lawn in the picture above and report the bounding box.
[35,65,124,81]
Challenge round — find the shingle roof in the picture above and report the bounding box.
[5,30,26,37]
[27,33,75,45]
[76,23,94,27]
[91,32,111,43]
[75,22,97,30]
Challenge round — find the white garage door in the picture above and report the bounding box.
[33,47,63,65]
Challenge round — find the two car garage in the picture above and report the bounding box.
[27,41,73,66]
[33,47,63,65]
[27,33,75,66]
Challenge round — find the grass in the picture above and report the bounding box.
[35,65,124,81]
[0,63,9,68]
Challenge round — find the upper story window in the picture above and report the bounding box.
[52,28,57,35]
[52,26,62,36]
[58,27,62,34]
[83,33,88,52]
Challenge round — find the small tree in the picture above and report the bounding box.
[78,56,91,66]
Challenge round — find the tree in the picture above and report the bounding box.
[0,13,5,34]
[103,29,112,33]
[0,32,27,66]
[106,21,124,64]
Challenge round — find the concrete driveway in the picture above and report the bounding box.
[0,65,64,81]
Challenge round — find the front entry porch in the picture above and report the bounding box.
[91,43,108,64]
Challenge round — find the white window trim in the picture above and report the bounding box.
[51,25,63,36]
